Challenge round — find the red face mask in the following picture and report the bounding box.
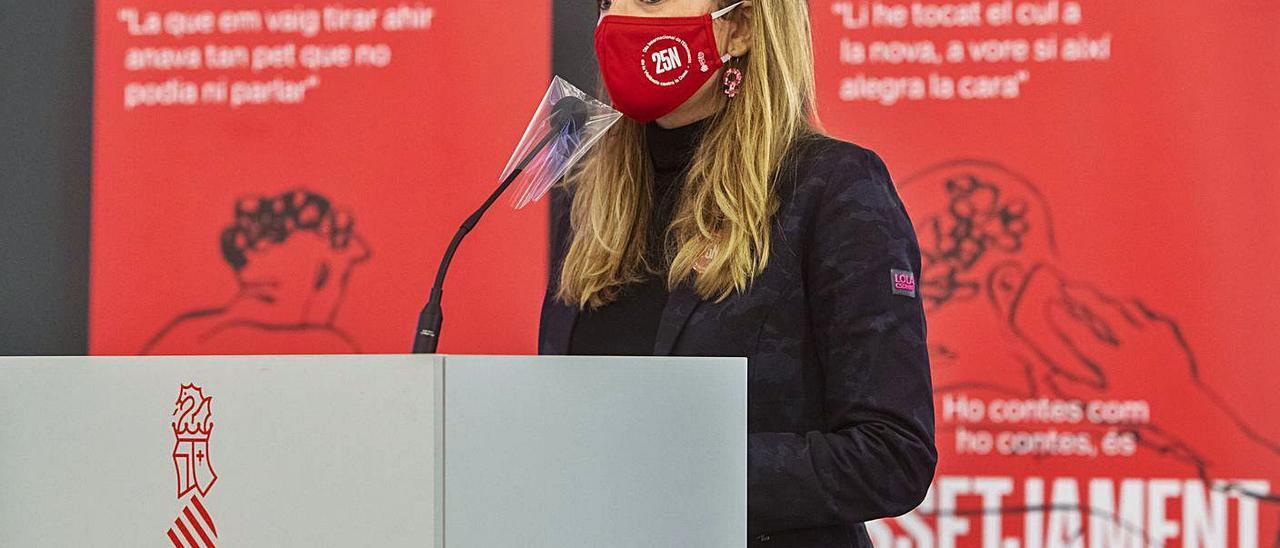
[594,2,744,123]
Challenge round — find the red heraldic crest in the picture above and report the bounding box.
[172,384,217,498]
[168,384,219,547]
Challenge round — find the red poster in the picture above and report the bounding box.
[813,1,1280,546]
[91,1,551,355]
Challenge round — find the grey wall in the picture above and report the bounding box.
[549,1,600,269]
[0,2,94,355]
[552,1,600,94]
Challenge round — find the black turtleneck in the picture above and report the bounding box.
[568,118,709,356]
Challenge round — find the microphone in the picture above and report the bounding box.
[549,96,590,133]
[412,96,590,354]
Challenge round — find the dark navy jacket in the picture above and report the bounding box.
[539,135,937,547]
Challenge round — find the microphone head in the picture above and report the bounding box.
[550,96,591,134]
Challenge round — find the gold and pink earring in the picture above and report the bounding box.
[723,63,743,98]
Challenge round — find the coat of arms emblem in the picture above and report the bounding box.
[172,383,217,497]
[167,383,218,547]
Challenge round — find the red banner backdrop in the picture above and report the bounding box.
[91,1,550,355]
[812,1,1279,546]
[90,1,1278,544]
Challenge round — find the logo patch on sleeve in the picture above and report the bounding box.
[891,269,917,298]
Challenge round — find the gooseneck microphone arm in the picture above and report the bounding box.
[412,97,589,354]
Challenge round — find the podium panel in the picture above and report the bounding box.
[443,355,746,548]
[0,354,746,547]
[0,355,441,547]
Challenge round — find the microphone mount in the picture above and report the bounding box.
[412,97,589,354]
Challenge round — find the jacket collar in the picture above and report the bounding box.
[652,282,701,355]
[540,282,703,356]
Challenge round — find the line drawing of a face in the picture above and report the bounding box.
[142,189,371,355]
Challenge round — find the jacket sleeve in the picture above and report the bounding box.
[748,146,937,535]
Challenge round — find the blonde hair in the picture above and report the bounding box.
[558,1,818,308]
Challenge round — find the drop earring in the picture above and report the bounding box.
[723,60,743,98]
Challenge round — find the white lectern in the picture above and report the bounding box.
[0,355,746,547]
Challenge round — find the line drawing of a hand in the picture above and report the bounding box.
[989,261,1279,503]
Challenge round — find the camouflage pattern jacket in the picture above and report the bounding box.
[540,135,937,548]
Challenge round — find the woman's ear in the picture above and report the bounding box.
[722,1,754,57]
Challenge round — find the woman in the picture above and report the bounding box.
[539,1,937,546]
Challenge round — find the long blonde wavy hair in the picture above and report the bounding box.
[558,1,818,309]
